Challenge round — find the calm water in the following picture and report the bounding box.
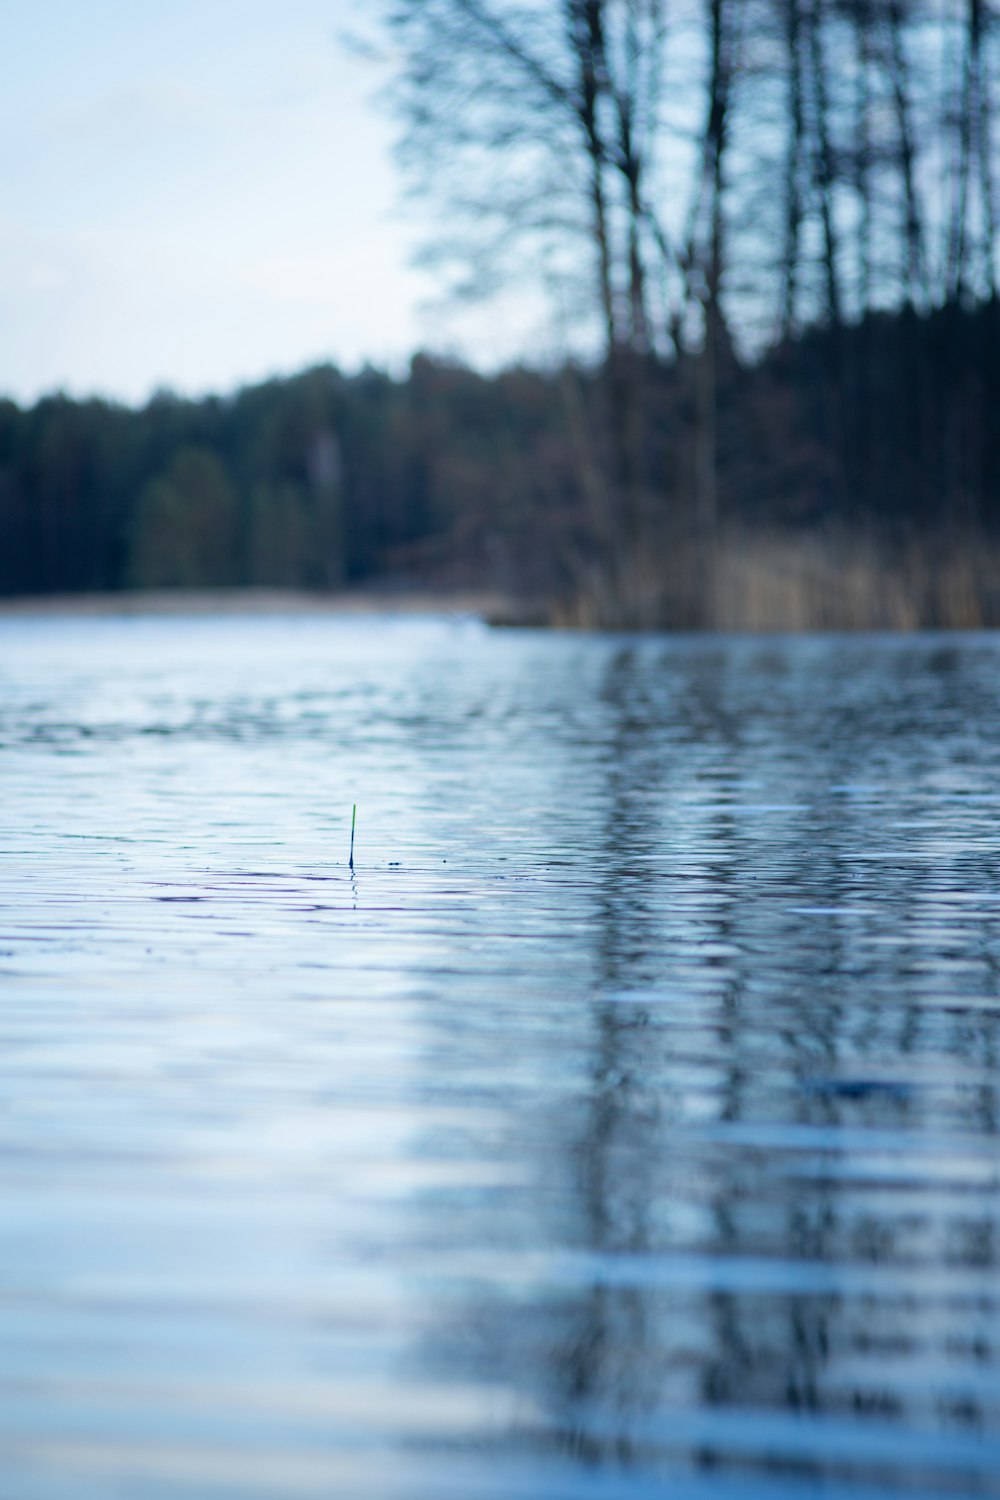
[2,613,1000,1499]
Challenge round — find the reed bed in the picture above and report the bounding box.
[554,528,1000,632]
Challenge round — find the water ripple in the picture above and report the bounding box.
[1,615,999,1496]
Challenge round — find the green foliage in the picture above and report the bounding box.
[128,447,237,588]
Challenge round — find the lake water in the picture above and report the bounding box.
[1,612,999,1499]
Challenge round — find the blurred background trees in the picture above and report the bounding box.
[0,1,997,626]
[386,0,997,342]
[383,0,998,619]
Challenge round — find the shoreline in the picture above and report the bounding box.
[0,587,540,625]
[1,575,995,633]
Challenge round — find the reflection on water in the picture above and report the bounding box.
[1,614,999,1498]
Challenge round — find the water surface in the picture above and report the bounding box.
[2,614,999,1497]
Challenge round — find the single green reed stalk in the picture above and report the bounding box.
[349,803,357,871]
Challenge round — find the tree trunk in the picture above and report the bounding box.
[808,0,843,326]
[779,0,805,337]
[885,0,928,308]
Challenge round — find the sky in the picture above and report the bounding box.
[0,0,449,406]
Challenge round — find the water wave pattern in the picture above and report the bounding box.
[1,613,999,1498]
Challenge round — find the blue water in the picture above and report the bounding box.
[1,612,999,1498]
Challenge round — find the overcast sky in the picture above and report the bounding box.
[0,0,448,406]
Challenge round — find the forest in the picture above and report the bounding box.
[2,0,998,627]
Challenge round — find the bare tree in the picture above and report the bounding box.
[378,0,1000,620]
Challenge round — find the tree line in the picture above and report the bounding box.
[0,359,589,601]
[0,1,997,625]
[1,296,997,622]
[377,0,999,620]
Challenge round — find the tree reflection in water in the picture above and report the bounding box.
[3,618,999,1498]
[411,637,1000,1492]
